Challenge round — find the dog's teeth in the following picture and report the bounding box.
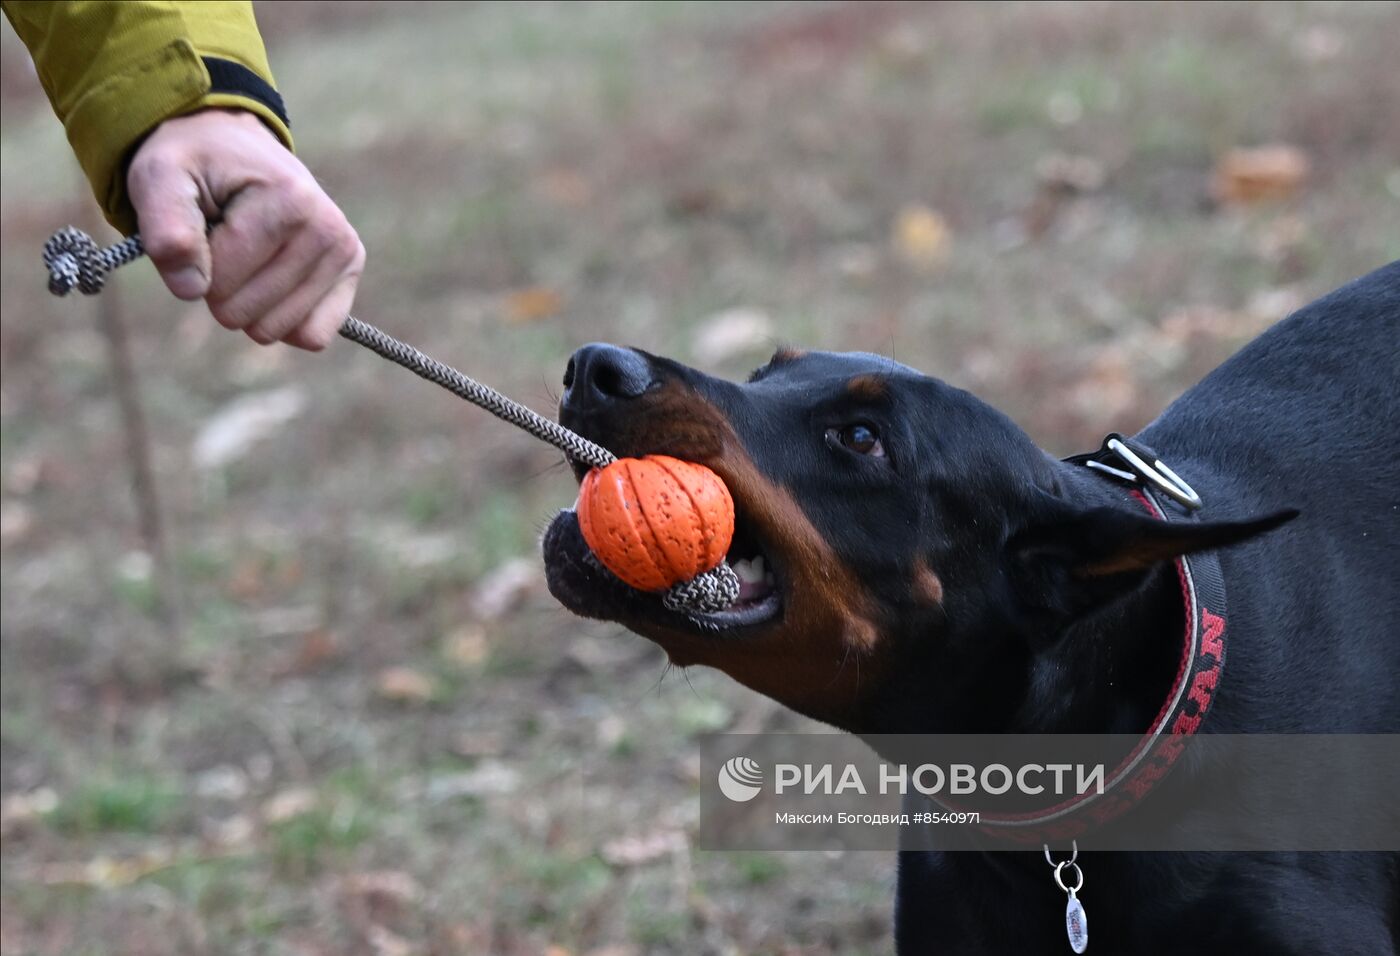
[732,558,764,584]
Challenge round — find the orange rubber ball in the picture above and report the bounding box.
[577,455,734,592]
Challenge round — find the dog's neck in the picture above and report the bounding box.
[1009,563,1183,735]
[859,460,1186,738]
[1007,461,1185,735]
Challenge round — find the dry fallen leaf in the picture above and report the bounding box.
[443,625,490,669]
[1035,153,1107,194]
[504,286,564,324]
[192,386,307,470]
[690,307,774,366]
[1253,215,1308,263]
[33,849,184,887]
[196,765,249,801]
[469,558,539,621]
[601,829,688,867]
[672,753,703,785]
[0,500,33,545]
[211,813,255,848]
[4,454,48,495]
[342,870,423,907]
[536,168,593,207]
[375,667,438,704]
[892,203,951,269]
[417,762,521,801]
[1294,26,1345,63]
[262,787,319,824]
[229,343,290,386]
[595,714,627,750]
[1068,346,1138,422]
[1244,286,1305,324]
[0,788,57,836]
[226,556,269,602]
[365,925,413,956]
[450,731,505,759]
[1212,145,1310,205]
[275,628,342,677]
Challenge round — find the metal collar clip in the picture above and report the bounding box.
[1083,433,1203,511]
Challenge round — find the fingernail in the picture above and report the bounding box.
[167,265,207,298]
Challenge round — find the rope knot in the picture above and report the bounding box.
[43,227,144,297]
[44,226,102,296]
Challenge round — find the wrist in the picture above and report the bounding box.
[161,107,282,141]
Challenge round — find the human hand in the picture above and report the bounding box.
[126,108,364,350]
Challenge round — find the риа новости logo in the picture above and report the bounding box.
[718,756,764,802]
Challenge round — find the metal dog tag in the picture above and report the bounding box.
[1047,844,1087,953]
[1065,891,1088,953]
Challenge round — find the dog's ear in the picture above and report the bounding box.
[1006,501,1297,634]
[1010,504,1299,577]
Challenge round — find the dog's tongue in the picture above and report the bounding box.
[737,578,769,602]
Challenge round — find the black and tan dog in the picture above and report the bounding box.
[543,261,1400,955]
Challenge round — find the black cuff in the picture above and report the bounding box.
[201,56,290,128]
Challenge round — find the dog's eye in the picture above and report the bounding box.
[827,423,885,457]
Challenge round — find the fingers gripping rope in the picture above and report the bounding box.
[43,227,739,613]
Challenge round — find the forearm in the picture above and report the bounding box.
[2,0,291,233]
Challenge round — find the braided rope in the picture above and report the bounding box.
[662,569,741,613]
[42,226,739,612]
[338,316,618,471]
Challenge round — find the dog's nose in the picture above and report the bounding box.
[562,343,655,407]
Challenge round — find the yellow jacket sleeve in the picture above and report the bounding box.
[2,0,293,234]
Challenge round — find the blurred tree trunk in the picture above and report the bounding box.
[88,203,183,638]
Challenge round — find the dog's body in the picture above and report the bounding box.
[897,261,1400,954]
[544,260,1400,954]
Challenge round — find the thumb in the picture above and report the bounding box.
[128,165,212,300]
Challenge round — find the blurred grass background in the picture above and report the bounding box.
[2,2,1398,953]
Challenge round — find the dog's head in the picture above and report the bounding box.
[543,344,1292,733]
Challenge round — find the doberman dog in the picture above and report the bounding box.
[543,260,1400,955]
